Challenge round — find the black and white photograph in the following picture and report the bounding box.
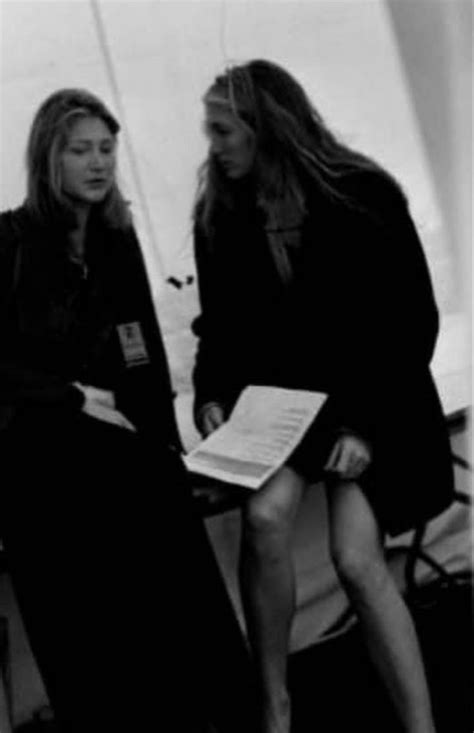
[0,1,471,731]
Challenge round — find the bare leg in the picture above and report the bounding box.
[326,480,436,733]
[239,466,305,733]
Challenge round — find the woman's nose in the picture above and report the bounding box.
[210,136,223,155]
[89,149,106,168]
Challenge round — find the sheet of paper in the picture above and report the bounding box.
[184,386,328,490]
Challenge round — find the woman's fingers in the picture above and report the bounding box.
[325,440,342,472]
[116,412,137,432]
[74,382,116,409]
[202,404,225,436]
[82,401,137,432]
[325,435,372,479]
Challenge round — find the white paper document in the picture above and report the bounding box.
[184,386,328,490]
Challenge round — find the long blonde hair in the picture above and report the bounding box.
[195,59,402,267]
[26,88,131,230]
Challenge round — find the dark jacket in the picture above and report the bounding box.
[192,171,454,534]
[0,205,181,450]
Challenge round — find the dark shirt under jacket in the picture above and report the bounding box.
[192,172,454,535]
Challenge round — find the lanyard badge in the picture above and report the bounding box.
[117,322,150,367]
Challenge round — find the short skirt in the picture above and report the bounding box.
[284,395,454,538]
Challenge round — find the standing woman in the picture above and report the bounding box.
[0,88,252,733]
[192,60,454,733]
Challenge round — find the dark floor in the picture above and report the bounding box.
[10,578,472,732]
[289,579,473,733]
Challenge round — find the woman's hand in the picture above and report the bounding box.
[82,401,137,432]
[74,382,136,432]
[74,382,116,409]
[324,433,372,481]
[197,402,225,437]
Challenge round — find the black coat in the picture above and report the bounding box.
[0,204,181,449]
[0,206,258,731]
[192,172,454,535]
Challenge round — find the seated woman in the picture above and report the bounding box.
[191,60,455,733]
[0,89,252,733]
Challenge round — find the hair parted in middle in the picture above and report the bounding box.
[195,58,401,238]
[25,87,131,230]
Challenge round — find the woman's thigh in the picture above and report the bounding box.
[325,480,386,575]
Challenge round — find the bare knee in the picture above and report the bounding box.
[244,494,292,539]
[242,466,303,539]
[327,480,388,593]
[330,537,387,593]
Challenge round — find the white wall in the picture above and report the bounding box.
[1,1,462,292]
[0,2,471,709]
[1,0,470,396]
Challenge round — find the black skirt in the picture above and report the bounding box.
[285,386,455,537]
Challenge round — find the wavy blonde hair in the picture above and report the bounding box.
[195,59,401,241]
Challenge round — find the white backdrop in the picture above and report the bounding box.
[1,1,469,299]
[2,0,470,402]
[0,4,471,717]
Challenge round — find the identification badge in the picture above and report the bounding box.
[117,322,150,367]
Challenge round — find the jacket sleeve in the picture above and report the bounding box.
[294,176,440,444]
[0,212,84,413]
[113,228,183,451]
[326,182,440,441]
[191,221,243,419]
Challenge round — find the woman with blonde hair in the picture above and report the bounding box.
[0,88,251,732]
[192,59,454,733]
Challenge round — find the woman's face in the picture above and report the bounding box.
[205,103,256,180]
[59,116,116,206]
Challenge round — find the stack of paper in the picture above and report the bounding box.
[184,386,327,490]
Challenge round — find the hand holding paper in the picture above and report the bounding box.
[184,386,327,489]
